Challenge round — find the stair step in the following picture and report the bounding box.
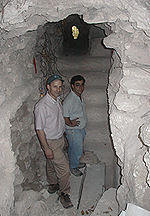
[57,56,110,71]
[46,163,105,215]
[70,163,105,214]
[84,90,107,105]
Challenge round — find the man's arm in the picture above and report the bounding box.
[36,129,54,159]
[64,117,80,127]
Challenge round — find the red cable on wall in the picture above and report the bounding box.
[33,57,37,73]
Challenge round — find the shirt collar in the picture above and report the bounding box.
[71,90,83,100]
[46,92,60,104]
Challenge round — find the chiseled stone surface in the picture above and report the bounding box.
[140,123,150,148]
[140,123,150,187]
[0,0,150,215]
[121,76,150,96]
[91,188,118,216]
[105,13,150,212]
[114,91,142,112]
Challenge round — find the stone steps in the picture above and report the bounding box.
[44,162,105,216]
[57,56,110,72]
[58,53,115,191]
[36,52,116,216]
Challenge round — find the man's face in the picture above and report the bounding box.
[47,79,63,100]
[72,80,85,97]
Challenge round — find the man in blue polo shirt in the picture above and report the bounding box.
[63,75,88,176]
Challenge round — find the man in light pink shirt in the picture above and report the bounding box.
[34,74,73,209]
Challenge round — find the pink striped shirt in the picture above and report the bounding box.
[34,93,65,140]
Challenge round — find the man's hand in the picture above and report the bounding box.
[45,148,54,159]
[64,117,80,127]
[36,130,54,159]
[71,118,80,126]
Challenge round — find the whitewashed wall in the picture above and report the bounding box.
[104,19,150,211]
[0,0,150,215]
[0,30,40,215]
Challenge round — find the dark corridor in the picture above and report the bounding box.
[62,14,90,56]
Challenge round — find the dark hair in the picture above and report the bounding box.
[70,75,85,86]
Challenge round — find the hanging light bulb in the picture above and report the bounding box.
[72,25,79,39]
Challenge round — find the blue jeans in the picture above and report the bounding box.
[66,128,86,169]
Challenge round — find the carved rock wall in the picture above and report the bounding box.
[0,0,150,215]
[104,19,150,211]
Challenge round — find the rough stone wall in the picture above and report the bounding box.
[0,0,150,215]
[10,95,46,201]
[0,29,40,215]
[104,19,150,211]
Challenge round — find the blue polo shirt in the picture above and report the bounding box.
[63,91,87,129]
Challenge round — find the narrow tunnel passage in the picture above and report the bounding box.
[1,0,149,214]
[10,14,121,215]
[62,14,90,56]
[35,14,120,190]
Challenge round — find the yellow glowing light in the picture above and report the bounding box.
[72,25,79,39]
